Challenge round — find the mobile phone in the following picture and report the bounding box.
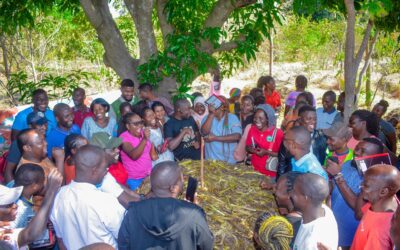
[205,95,223,110]
[161,139,169,153]
[186,176,198,202]
[328,156,339,164]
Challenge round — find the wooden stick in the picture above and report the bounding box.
[200,137,205,188]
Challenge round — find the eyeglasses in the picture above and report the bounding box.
[127,120,144,126]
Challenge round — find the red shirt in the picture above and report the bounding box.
[246,125,284,177]
[351,203,394,250]
[264,90,281,110]
[73,106,94,128]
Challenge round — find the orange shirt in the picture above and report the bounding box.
[18,157,55,178]
[264,90,281,110]
[351,203,394,250]
[64,159,76,185]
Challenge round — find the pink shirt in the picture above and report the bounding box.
[120,131,152,179]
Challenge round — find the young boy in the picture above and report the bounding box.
[258,75,281,111]
[351,164,400,250]
[110,79,138,121]
[316,90,337,129]
[11,163,45,229]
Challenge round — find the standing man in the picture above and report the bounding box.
[164,99,201,160]
[201,97,241,164]
[283,126,328,180]
[291,173,338,250]
[316,91,337,130]
[138,83,174,115]
[50,145,125,249]
[47,103,81,159]
[72,87,94,128]
[11,89,57,141]
[118,161,214,249]
[110,79,138,121]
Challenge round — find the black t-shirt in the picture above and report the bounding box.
[241,114,254,131]
[164,116,201,161]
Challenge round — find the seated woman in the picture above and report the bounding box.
[120,112,158,191]
[142,107,174,166]
[246,104,284,184]
[81,98,116,140]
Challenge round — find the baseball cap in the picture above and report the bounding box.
[323,121,352,139]
[27,111,48,125]
[90,132,122,149]
[0,185,23,206]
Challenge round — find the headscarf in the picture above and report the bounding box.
[256,104,276,128]
[192,96,208,126]
[229,88,241,98]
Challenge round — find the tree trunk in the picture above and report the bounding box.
[365,42,371,107]
[269,35,273,76]
[80,0,139,83]
[0,34,11,81]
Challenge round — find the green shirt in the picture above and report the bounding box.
[110,96,138,121]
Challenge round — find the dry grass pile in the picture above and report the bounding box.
[179,160,277,249]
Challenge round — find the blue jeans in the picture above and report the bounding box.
[127,178,145,191]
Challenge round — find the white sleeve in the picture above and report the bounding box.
[100,195,126,240]
[99,173,124,198]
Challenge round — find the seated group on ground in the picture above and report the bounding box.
[0,75,399,250]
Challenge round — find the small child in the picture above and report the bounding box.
[11,163,45,229]
[113,102,134,137]
[120,112,158,191]
[228,88,241,116]
[351,164,400,250]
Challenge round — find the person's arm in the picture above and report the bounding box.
[121,139,147,160]
[333,174,358,209]
[150,144,158,161]
[206,133,241,143]
[201,113,215,136]
[18,169,63,247]
[81,118,90,139]
[57,238,67,250]
[51,147,65,177]
[166,128,191,151]
[355,192,367,220]
[10,129,20,142]
[195,210,214,250]
[4,162,17,184]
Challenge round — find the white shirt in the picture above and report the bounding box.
[293,204,338,250]
[100,172,124,198]
[50,181,125,250]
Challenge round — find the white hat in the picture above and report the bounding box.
[0,185,23,206]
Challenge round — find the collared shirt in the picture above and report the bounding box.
[73,106,94,128]
[291,152,328,180]
[47,125,81,158]
[264,90,281,110]
[202,113,242,164]
[12,107,57,134]
[110,96,138,121]
[316,107,337,129]
[50,181,125,250]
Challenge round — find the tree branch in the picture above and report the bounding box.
[204,0,257,28]
[124,0,158,63]
[355,30,379,95]
[355,20,373,67]
[80,0,138,81]
[156,0,174,48]
[212,35,246,53]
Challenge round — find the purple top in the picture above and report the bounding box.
[120,131,152,179]
[285,91,316,108]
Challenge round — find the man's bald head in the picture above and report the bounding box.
[296,173,329,206]
[365,164,400,195]
[74,145,108,184]
[289,126,311,149]
[151,161,183,197]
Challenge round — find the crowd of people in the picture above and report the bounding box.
[0,75,399,250]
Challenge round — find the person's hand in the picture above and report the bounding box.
[246,146,257,154]
[193,141,200,149]
[255,148,268,157]
[181,127,192,136]
[0,228,13,241]
[52,147,65,163]
[317,242,332,250]
[203,133,216,143]
[326,159,341,177]
[143,127,151,140]
[208,104,216,114]
[46,168,63,192]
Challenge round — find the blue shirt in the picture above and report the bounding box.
[47,125,81,158]
[316,107,337,129]
[291,152,328,180]
[331,161,362,247]
[202,114,242,164]
[12,107,57,134]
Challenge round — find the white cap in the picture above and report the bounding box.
[0,185,23,205]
